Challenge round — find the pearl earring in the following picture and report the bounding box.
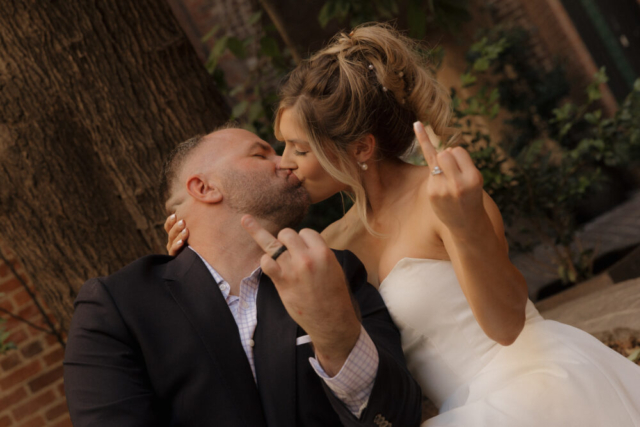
[358,162,368,171]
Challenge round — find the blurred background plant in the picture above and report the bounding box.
[0,317,16,355]
[450,29,640,285]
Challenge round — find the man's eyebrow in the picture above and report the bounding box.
[248,141,275,153]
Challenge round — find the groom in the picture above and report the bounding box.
[63,125,422,426]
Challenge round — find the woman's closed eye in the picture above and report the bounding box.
[294,150,309,156]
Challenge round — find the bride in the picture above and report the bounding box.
[167,23,640,426]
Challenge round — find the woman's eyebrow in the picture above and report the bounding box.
[286,139,309,145]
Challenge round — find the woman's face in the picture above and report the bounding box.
[278,108,348,203]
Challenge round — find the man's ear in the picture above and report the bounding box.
[352,134,376,163]
[186,174,223,204]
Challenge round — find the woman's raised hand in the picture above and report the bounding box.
[164,214,188,256]
[413,121,486,232]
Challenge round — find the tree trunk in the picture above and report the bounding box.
[0,0,229,333]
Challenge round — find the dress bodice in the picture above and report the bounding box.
[378,258,543,407]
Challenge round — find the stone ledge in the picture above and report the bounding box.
[538,278,640,334]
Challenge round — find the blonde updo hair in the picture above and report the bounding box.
[274,23,455,234]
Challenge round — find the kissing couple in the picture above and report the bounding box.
[65,23,640,426]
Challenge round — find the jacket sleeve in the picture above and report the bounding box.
[63,278,164,427]
[322,250,423,426]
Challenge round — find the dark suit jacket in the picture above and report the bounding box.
[63,247,422,426]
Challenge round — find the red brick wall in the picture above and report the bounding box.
[0,246,69,427]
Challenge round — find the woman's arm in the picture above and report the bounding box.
[438,191,528,345]
[414,122,528,345]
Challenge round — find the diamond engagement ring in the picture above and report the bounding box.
[431,166,443,176]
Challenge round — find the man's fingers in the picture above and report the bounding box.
[413,121,439,169]
[299,228,327,250]
[260,253,282,280]
[277,228,308,254]
[241,214,285,257]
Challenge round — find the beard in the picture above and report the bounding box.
[220,168,311,230]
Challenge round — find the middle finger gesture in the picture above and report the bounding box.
[413,121,485,232]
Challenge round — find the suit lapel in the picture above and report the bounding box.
[163,249,266,427]
[253,274,298,427]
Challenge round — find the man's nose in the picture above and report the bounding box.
[275,155,284,169]
[275,155,291,174]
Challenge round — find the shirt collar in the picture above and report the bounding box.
[188,247,262,291]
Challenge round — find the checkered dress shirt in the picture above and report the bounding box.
[190,247,379,417]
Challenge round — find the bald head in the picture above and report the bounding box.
[159,125,275,214]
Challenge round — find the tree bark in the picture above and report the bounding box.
[0,0,229,333]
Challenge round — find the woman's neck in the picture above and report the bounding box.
[361,157,416,217]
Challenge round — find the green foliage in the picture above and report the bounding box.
[203,13,295,141]
[0,316,16,355]
[318,0,470,37]
[318,0,398,28]
[453,27,640,284]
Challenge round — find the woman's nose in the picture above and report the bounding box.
[279,148,297,170]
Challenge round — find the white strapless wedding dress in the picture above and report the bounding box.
[378,258,640,427]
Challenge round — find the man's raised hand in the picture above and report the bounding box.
[241,214,361,376]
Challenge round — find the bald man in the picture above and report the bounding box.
[63,125,422,427]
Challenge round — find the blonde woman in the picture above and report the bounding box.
[167,23,640,426]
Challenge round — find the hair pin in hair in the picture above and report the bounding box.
[398,71,404,77]
[382,86,388,92]
[368,64,374,70]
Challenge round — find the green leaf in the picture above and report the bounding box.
[584,110,602,124]
[229,85,245,97]
[460,73,477,87]
[260,36,280,58]
[231,100,249,119]
[489,103,500,118]
[248,101,265,123]
[488,88,500,104]
[633,79,640,92]
[558,265,567,282]
[559,123,573,138]
[520,139,544,165]
[552,103,574,122]
[202,24,220,42]
[318,1,337,28]
[243,122,258,134]
[587,84,602,102]
[205,36,229,72]
[469,37,487,54]
[227,37,246,59]
[628,347,640,362]
[248,11,263,25]
[408,0,427,39]
[586,67,608,102]
[473,57,490,72]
